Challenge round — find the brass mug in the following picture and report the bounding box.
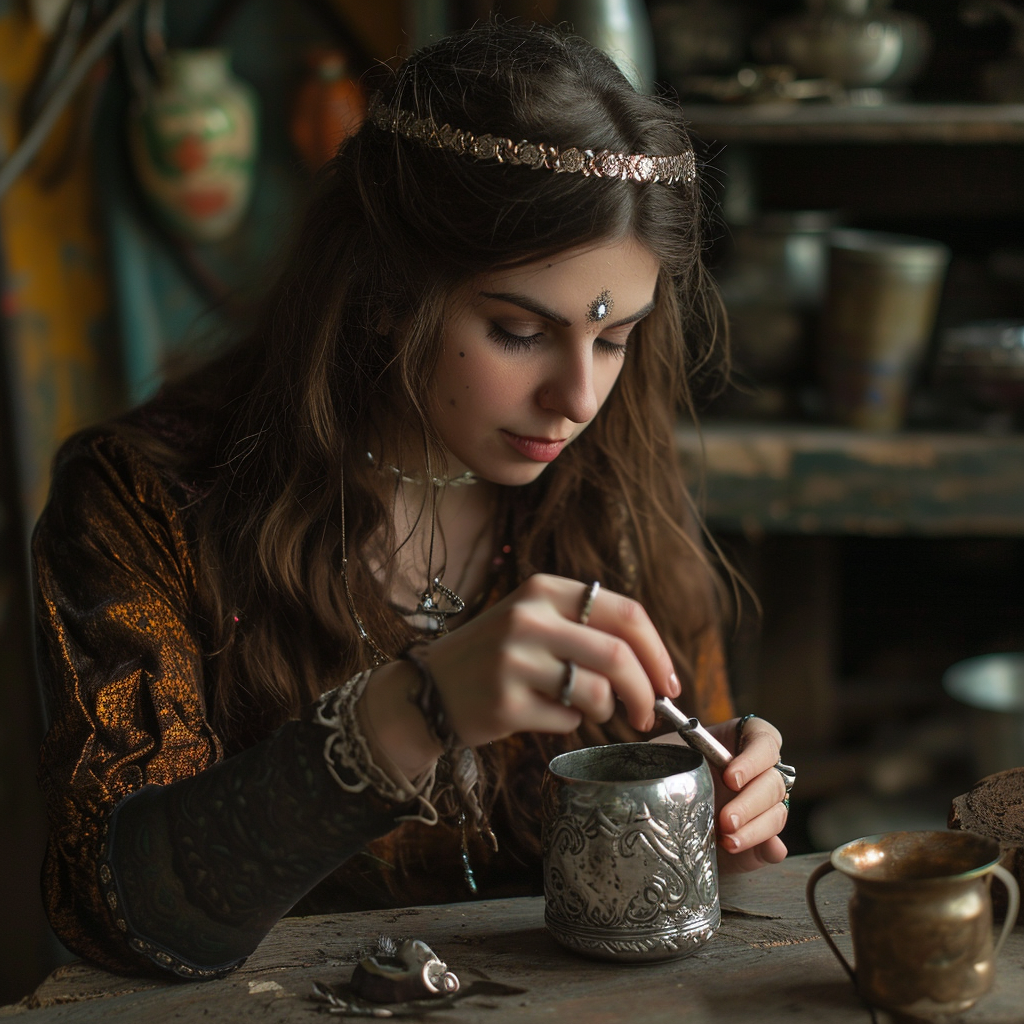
[807,830,1020,1018]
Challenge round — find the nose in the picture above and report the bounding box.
[536,347,598,424]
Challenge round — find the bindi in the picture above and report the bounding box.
[587,289,613,323]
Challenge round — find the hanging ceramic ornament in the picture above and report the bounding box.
[290,47,366,172]
[129,49,258,243]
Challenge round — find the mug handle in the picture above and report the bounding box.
[806,859,856,985]
[990,863,1020,962]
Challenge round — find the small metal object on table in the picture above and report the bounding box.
[5,854,1023,1023]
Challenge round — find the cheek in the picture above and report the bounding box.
[596,359,627,406]
[445,352,521,408]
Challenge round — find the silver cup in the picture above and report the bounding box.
[542,742,719,962]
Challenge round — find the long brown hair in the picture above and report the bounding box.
[127,20,730,753]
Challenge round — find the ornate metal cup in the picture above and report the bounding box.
[542,742,719,962]
[807,830,1020,1018]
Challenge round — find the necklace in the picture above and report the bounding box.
[340,462,469,663]
[366,451,478,489]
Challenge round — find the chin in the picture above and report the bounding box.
[474,459,552,488]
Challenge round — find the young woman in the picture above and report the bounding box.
[33,20,791,980]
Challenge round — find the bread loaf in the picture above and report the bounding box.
[949,768,1024,922]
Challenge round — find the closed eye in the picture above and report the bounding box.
[596,336,628,358]
[487,322,543,352]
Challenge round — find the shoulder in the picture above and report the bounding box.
[34,423,199,593]
[45,427,177,524]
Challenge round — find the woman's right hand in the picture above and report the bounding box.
[361,574,681,776]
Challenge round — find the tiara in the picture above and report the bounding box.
[369,101,697,187]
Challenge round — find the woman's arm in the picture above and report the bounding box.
[34,434,419,978]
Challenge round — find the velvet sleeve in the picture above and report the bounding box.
[32,434,407,978]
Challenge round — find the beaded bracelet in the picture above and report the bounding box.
[400,643,459,754]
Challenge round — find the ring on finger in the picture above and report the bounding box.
[579,581,600,626]
[735,712,757,753]
[775,760,796,795]
[782,795,790,811]
[559,661,578,707]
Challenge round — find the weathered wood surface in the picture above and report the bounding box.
[3,854,1023,1023]
[683,103,1024,144]
[676,424,1024,536]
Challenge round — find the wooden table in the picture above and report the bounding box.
[3,853,1022,1023]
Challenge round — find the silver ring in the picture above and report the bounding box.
[735,712,757,753]
[579,581,600,626]
[559,661,578,707]
[775,760,796,795]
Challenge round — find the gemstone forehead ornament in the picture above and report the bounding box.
[587,290,613,323]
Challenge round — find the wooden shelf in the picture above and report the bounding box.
[683,103,1024,145]
[676,423,1024,536]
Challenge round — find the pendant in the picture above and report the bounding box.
[416,576,465,633]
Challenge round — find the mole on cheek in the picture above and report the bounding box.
[449,398,457,406]
[459,351,465,358]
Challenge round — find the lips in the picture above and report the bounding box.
[500,430,568,463]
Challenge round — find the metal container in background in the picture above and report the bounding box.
[542,742,719,962]
[944,653,1024,780]
[505,0,656,92]
[719,210,839,384]
[935,321,1024,421]
[818,229,950,430]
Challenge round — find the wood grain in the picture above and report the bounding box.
[4,854,1022,1023]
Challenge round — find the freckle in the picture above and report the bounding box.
[459,351,465,358]
[449,398,456,406]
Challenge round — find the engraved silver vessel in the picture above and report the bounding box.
[542,742,719,963]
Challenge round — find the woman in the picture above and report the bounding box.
[33,21,790,980]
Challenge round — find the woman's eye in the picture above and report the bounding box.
[487,323,543,352]
[595,336,628,358]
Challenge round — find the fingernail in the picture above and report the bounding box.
[733,771,745,789]
[644,712,656,732]
[725,835,741,850]
[729,814,740,830]
[669,672,681,697]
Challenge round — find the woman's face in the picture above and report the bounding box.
[428,236,661,487]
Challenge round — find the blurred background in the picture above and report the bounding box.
[2,0,1024,1004]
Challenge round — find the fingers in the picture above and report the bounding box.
[718,836,789,875]
[550,661,617,722]
[528,575,678,731]
[421,573,678,743]
[720,718,783,793]
[717,763,789,853]
[705,714,790,872]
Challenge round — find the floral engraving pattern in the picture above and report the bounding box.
[543,778,719,962]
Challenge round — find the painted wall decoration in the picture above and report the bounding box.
[129,49,259,243]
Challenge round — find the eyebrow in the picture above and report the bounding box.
[480,291,656,329]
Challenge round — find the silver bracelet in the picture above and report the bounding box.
[313,670,439,826]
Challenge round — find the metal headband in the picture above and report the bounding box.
[369,101,697,187]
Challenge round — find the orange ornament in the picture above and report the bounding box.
[291,48,366,172]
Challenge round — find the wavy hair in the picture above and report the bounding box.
[129,20,730,753]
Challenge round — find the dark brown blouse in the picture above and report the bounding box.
[33,430,734,978]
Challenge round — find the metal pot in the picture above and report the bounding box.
[754,0,931,90]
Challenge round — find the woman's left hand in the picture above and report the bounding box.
[706,716,790,874]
